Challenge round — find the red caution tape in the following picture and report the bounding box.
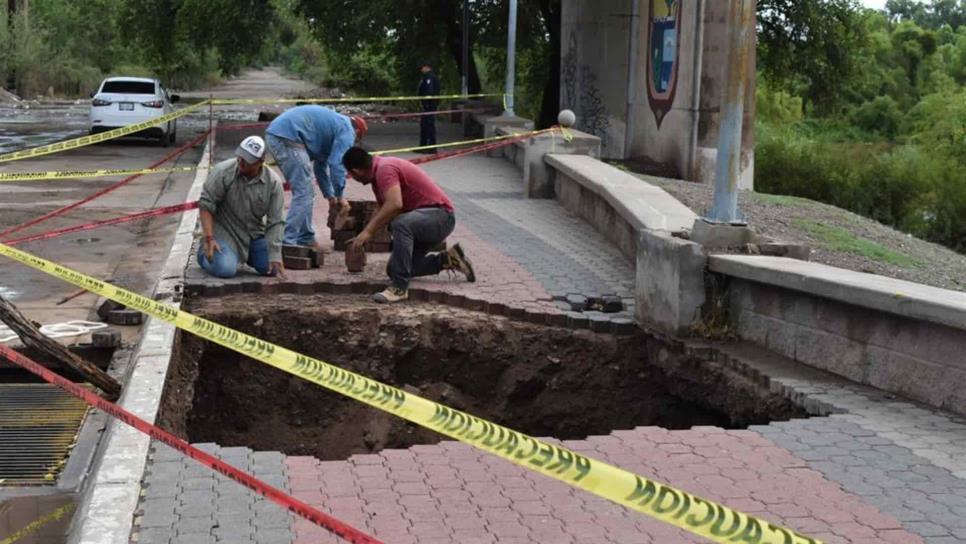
[5,135,525,248]
[4,202,201,246]
[0,345,383,544]
[0,130,210,241]
[218,107,492,133]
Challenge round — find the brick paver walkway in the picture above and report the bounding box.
[131,121,966,543]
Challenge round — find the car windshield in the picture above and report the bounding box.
[101,81,156,94]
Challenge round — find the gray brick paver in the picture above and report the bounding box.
[138,510,178,529]
[136,527,174,544]
[174,515,216,535]
[170,535,214,544]
[904,521,951,537]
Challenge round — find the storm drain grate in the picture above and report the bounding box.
[0,383,91,485]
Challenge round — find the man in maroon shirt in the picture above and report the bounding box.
[343,147,475,303]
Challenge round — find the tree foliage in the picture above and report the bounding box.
[757,0,868,114]
[295,0,560,125]
[886,0,966,29]
[758,0,966,253]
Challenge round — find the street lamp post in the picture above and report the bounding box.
[504,0,518,116]
[462,0,470,97]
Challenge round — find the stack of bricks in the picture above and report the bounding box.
[281,245,323,270]
[330,200,392,252]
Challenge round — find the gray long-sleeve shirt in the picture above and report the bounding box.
[198,159,285,263]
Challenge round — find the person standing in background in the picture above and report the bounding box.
[417,61,440,153]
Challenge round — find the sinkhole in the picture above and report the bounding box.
[158,294,806,460]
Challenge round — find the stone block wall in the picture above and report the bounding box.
[728,278,966,416]
[554,173,639,260]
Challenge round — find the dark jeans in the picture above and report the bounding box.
[388,208,455,289]
[420,104,438,147]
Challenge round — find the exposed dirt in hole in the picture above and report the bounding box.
[158,294,806,460]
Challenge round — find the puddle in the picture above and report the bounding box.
[0,105,213,154]
[0,495,75,544]
[160,294,808,461]
[0,286,19,301]
[0,126,87,154]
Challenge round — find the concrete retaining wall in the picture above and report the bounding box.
[545,154,697,259]
[712,255,966,416]
[495,126,602,199]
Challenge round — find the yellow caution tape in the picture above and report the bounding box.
[372,127,556,156]
[0,166,197,183]
[0,242,820,544]
[0,101,211,164]
[0,503,75,544]
[211,92,502,106]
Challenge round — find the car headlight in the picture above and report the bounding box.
[92,99,112,107]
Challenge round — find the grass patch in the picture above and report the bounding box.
[793,219,920,268]
[750,193,814,207]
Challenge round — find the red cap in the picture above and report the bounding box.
[350,116,368,139]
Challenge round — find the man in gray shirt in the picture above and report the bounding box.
[197,135,286,278]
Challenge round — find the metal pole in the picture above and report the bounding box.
[461,0,470,97]
[623,0,641,159]
[504,0,518,116]
[704,0,753,224]
[687,0,706,181]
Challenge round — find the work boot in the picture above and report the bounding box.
[444,243,476,283]
[373,286,408,304]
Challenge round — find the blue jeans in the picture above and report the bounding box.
[197,236,272,279]
[267,134,316,246]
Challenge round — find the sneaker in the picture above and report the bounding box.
[445,243,476,283]
[373,286,408,304]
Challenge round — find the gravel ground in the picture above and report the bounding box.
[638,174,966,293]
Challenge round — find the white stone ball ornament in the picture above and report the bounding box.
[557,109,577,128]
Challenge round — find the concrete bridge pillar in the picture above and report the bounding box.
[561,0,755,189]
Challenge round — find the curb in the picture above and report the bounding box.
[69,127,214,544]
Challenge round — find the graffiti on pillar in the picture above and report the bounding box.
[561,32,611,148]
[647,0,682,129]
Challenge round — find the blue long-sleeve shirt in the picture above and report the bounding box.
[266,105,355,198]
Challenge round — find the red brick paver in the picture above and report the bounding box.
[271,176,562,317]
[285,427,924,544]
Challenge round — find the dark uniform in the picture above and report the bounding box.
[418,67,441,151]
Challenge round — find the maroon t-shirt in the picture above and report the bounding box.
[371,156,454,213]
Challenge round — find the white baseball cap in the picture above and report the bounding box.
[236,135,266,164]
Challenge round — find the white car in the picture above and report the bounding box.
[89,77,181,146]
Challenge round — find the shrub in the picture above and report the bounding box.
[850,96,903,139]
[756,118,966,252]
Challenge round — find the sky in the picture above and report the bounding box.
[862,0,888,10]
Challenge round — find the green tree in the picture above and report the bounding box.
[758,0,869,113]
[905,88,966,160]
[891,21,939,89]
[177,0,274,75]
[0,7,10,86]
[119,0,274,85]
[295,0,561,126]
[887,0,966,29]
[851,95,903,138]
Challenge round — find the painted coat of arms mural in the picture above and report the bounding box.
[647,0,682,129]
